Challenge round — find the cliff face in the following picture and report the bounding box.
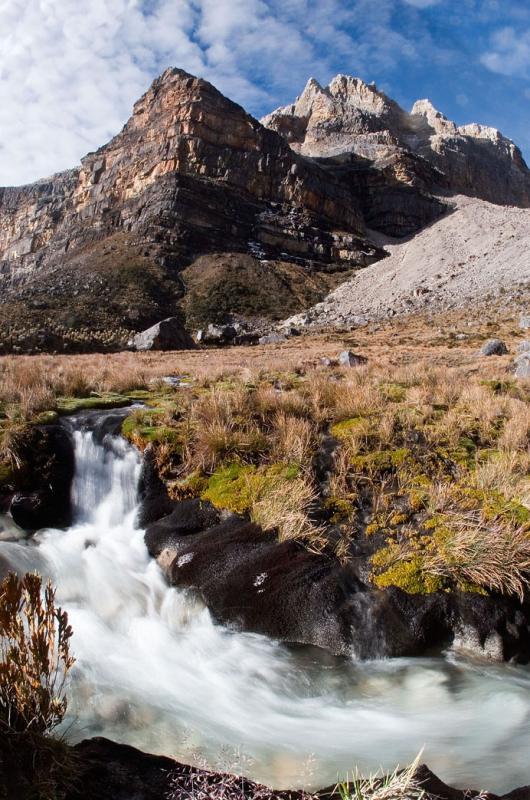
[262,75,530,208]
[2,68,524,353]
[1,68,406,352]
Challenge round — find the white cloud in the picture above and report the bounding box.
[480,27,530,78]
[0,0,434,186]
[402,0,441,8]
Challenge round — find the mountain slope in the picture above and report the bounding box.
[1,69,528,352]
[282,195,530,327]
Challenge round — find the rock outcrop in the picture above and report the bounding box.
[130,316,196,351]
[2,69,528,353]
[18,736,528,800]
[144,499,530,663]
[262,75,530,208]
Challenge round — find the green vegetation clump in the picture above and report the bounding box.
[56,393,132,414]
[201,462,300,515]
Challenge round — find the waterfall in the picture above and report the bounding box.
[1,410,530,793]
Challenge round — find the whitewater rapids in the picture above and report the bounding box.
[1,413,530,792]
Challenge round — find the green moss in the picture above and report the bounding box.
[172,470,209,498]
[481,379,518,396]
[372,548,446,594]
[351,448,412,474]
[121,409,181,449]
[201,463,257,514]
[57,393,132,414]
[201,461,301,514]
[379,382,407,403]
[330,416,366,439]
[323,495,356,523]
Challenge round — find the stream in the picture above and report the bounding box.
[1,411,530,793]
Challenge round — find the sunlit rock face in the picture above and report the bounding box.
[0,68,405,352]
[0,68,381,289]
[262,75,530,207]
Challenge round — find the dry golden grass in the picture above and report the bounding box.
[250,474,324,546]
[4,306,530,596]
[423,512,530,601]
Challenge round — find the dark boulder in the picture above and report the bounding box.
[144,497,220,556]
[8,424,74,531]
[67,737,306,800]
[136,447,179,528]
[61,737,530,800]
[147,499,530,661]
[130,317,196,352]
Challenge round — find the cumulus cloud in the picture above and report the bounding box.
[481,27,530,78]
[0,0,455,186]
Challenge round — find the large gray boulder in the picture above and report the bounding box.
[515,353,530,379]
[339,350,368,367]
[480,339,508,356]
[130,318,196,351]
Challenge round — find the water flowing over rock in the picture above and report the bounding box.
[2,410,530,792]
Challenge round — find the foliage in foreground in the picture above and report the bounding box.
[336,753,425,800]
[0,572,76,799]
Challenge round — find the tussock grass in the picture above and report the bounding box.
[423,512,530,601]
[251,475,324,546]
[336,752,425,800]
[3,310,530,598]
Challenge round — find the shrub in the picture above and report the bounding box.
[0,572,74,734]
[0,572,76,799]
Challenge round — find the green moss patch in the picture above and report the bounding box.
[201,461,300,515]
[57,393,132,414]
[121,409,182,450]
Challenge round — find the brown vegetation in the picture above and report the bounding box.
[2,306,530,597]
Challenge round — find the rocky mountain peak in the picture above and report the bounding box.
[263,75,530,207]
[411,99,458,135]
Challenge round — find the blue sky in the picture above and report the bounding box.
[1,0,529,186]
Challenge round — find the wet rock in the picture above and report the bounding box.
[130,317,196,352]
[144,498,220,557]
[68,737,306,800]
[149,500,530,662]
[136,447,179,528]
[7,424,74,531]
[480,338,508,356]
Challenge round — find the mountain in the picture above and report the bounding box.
[262,75,530,207]
[0,68,527,353]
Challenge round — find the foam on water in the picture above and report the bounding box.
[2,416,530,792]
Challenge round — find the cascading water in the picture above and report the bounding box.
[2,411,530,793]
